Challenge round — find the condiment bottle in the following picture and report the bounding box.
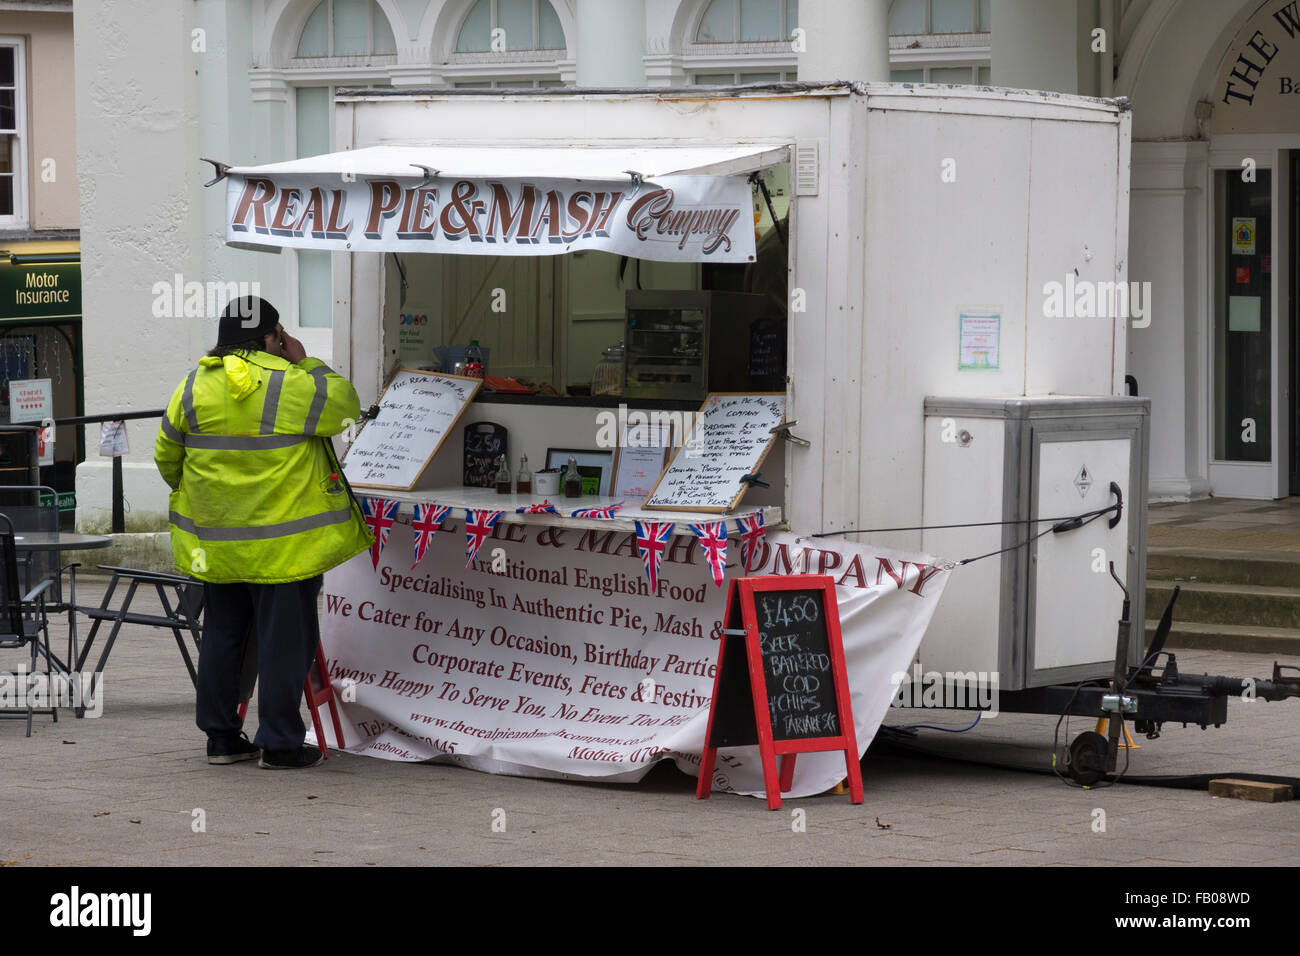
[563,456,582,498]
[494,455,512,494]
[517,455,532,494]
[465,339,486,379]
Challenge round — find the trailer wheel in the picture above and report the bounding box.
[1067,731,1108,786]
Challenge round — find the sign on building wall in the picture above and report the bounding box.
[0,261,81,322]
[9,377,54,465]
[1212,1,1300,133]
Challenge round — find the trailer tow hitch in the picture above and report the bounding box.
[1064,577,1300,785]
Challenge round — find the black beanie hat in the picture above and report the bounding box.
[217,296,280,347]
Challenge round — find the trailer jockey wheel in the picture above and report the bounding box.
[1067,731,1109,786]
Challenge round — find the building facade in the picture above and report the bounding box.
[0,0,79,513]
[68,0,1300,549]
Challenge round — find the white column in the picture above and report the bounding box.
[796,0,889,83]
[1129,141,1211,501]
[575,0,646,87]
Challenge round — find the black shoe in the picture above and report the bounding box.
[258,745,324,769]
[207,732,260,765]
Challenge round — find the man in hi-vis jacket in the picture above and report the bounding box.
[156,296,372,769]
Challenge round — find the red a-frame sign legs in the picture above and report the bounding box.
[697,574,864,810]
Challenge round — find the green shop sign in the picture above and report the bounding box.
[39,491,76,512]
[0,261,81,322]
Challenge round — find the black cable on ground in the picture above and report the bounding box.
[871,734,1300,791]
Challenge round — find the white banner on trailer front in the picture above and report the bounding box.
[316,511,951,799]
[225,174,756,262]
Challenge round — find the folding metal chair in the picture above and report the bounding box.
[0,513,58,736]
[0,485,77,665]
[74,566,204,714]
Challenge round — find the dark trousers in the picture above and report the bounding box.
[196,576,323,752]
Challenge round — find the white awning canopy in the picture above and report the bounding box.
[220,143,789,262]
[226,143,790,183]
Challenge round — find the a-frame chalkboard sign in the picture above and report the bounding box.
[697,574,863,810]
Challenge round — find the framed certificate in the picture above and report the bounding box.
[611,420,673,499]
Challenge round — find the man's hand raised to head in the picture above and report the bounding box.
[281,331,308,364]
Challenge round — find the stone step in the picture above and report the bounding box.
[1146,580,1300,630]
[1146,619,1300,656]
[1147,546,1300,588]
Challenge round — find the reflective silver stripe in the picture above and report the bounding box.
[181,371,200,432]
[170,506,354,541]
[303,366,331,435]
[183,433,312,450]
[160,418,185,444]
[260,370,284,434]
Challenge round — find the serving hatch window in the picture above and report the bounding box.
[383,163,791,403]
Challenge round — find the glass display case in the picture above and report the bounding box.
[623,290,769,400]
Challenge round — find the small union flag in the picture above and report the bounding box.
[570,501,625,519]
[411,503,451,568]
[634,520,674,593]
[464,508,505,569]
[736,511,766,573]
[516,500,561,515]
[361,497,400,570]
[689,521,728,589]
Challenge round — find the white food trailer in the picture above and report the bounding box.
[216,82,1254,790]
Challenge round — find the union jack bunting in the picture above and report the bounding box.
[360,497,400,570]
[411,503,451,568]
[570,501,625,519]
[516,500,561,515]
[634,520,674,593]
[464,508,505,569]
[689,520,728,588]
[736,511,766,573]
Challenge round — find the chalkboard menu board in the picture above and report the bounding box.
[644,392,786,513]
[344,368,481,491]
[755,589,839,740]
[697,574,863,810]
[748,317,786,390]
[463,421,508,489]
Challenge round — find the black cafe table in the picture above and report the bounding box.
[12,531,111,684]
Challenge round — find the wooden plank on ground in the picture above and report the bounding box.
[1208,778,1293,802]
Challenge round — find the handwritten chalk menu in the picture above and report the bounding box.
[748,318,785,389]
[644,392,786,513]
[463,421,508,489]
[698,575,863,810]
[344,368,481,490]
[756,589,838,740]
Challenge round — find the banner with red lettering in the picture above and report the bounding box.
[316,511,951,799]
[225,174,756,262]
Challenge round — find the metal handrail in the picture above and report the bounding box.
[48,411,166,534]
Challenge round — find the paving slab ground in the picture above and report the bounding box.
[1,577,1299,868]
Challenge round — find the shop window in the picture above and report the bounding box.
[456,0,566,52]
[889,65,986,85]
[453,78,567,88]
[0,41,26,226]
[296,0,396,57]
[392,165,791,400]
[696,0,799,43]
[691,71,797,85]
[888,0,989,35]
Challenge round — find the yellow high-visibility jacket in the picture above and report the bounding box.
[155,350,373,584]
